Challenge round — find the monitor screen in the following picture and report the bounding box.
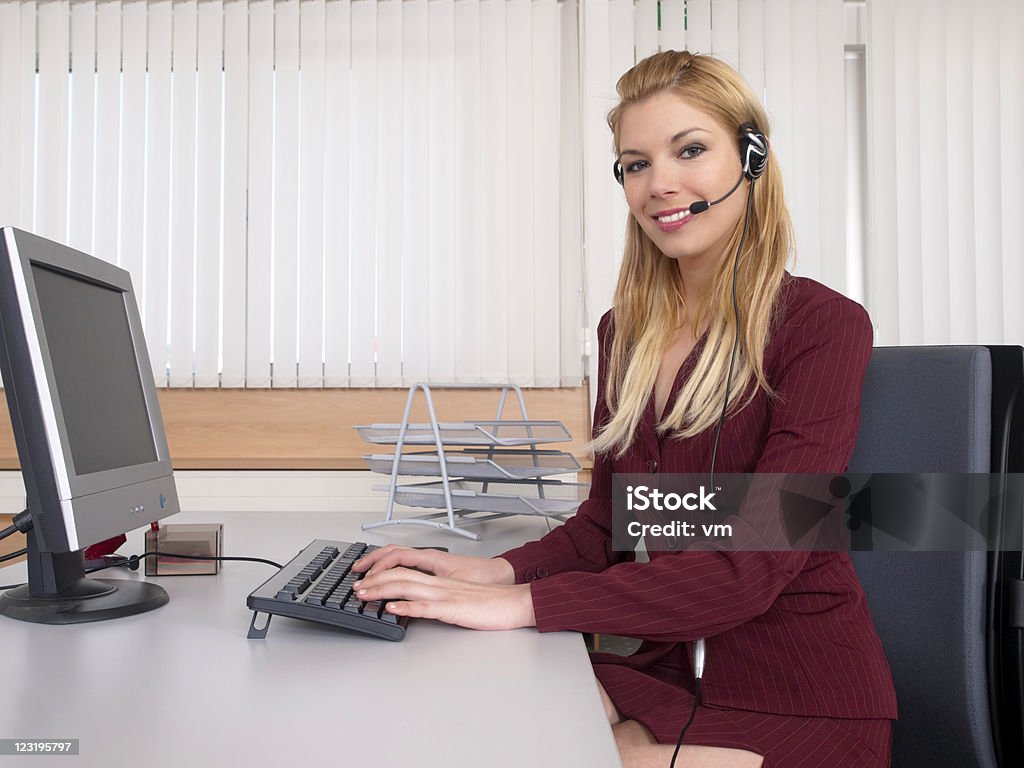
[0,227,178,624]
[31,264,157,475]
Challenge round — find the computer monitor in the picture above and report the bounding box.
[0,227,180,624]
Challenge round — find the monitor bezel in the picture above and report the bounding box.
[0,228,174,502]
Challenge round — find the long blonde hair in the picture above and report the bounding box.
[591,51,793,458]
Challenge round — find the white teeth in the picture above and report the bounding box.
[655,210,689,223]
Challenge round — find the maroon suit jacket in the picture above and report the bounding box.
[501,276,898,725]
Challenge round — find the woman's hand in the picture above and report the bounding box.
[353,544,515,586]
[352,567,536,631]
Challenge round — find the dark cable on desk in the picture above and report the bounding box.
[85,550,284,574]
[1,550,283,592]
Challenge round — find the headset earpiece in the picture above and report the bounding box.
[613,159,624,186]
[738,122,768,181]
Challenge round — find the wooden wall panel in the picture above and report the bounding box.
[0,387,594,470]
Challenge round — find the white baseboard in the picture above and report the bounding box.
[0,470,390,516]
[0,470,581,516]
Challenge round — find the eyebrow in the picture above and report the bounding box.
[618,127,711,157]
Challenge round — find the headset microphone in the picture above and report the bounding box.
[687,173,744,215]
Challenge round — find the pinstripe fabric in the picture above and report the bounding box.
[501,276,897,753]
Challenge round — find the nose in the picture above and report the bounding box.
[647,161,680,198]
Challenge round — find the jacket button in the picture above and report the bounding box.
[648,459,658,473]
[536,566,549,578]
[524,569,536,582]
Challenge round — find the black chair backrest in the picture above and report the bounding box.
[848,346,997,768]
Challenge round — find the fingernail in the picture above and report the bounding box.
[353,580,362,588]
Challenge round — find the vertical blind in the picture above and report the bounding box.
[0,0,583,388]
[865,0,1023,346]
[1,0,1019,391]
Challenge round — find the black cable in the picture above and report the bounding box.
[708,179,756,491]
[1,550,281,593]
[0,509,33,541]
[669,678,703,768]
[85,550,283,575]
[0,547,27,564]
[672,180,756,768]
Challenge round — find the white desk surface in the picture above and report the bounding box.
[0,510,622,768]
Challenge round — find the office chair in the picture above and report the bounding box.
[847,345,1024,768]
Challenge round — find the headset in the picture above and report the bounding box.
[611,122,768,768]
[612,121,768,192]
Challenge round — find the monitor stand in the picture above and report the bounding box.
[0,527,168,624]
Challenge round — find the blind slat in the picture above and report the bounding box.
[119,0,146,312]
[246,0,274,387]
[558,0,583,386]
[533,0,561,387]
[18,4,36,231]
[737,0,765,107]
[815,0,846,294]
[917,0,950,341]
[68,0,96,254]
[348,0,379,386]
[711,0,740,68]
[144,0,173,385]
[788,1,820,281]
[322,0,352,386]
[221,0,249,388]
[195,0,224,387]
[0,2,24,228]
[271,0,300,388]
[36,0,70,243]
[658,0,685,52]
[893,0,923,344]
[375,0,405,386]
[686,0,712,55]
[94,0,121,268]
[634,0,657,61]
[865,0,898,344]
[506,0,533,384]
[451,0,482,383]
[972,0,1003,342]
[297,0,327,388]
[1000,0,1024,343]
[477,0,509,383]
[169,0,198,387]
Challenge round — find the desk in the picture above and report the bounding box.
[0,510,622,768]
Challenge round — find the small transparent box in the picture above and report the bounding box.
[144,523,223,576]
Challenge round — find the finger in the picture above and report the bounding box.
[352,544,408,573]
[355,575,449,604]
[355,566,444,595]
[363,548,445,578]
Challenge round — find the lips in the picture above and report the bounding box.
[650,207,692,233]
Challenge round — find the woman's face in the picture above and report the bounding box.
[617,91,747,269]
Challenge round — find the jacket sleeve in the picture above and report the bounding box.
[499,310,635,581]
[522,298,874,640]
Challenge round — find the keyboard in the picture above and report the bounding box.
[246,539,408,641]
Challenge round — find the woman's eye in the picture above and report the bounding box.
[680,144,706,159]
[624,160,649,174]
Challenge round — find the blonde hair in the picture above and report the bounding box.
[591,50,793,458]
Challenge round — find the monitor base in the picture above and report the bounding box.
[0,578,168,624]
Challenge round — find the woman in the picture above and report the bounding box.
[353,51,897,768]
